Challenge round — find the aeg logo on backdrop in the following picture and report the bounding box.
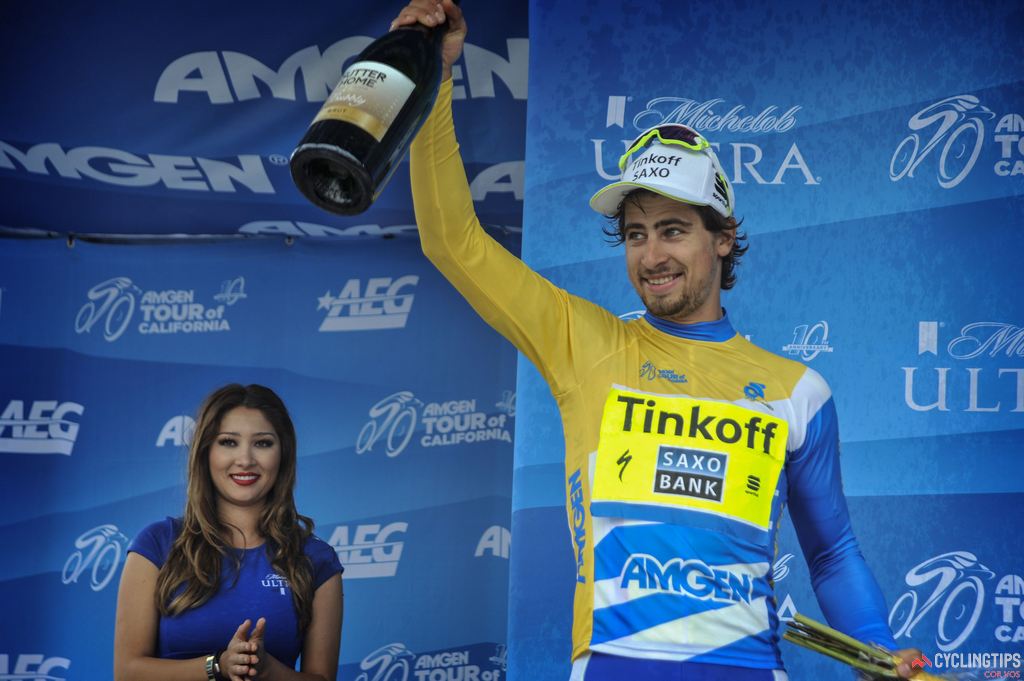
[475,525,510,559]
[903,321,1024,412]
[156,415,196,447]
[75,276,246,342]
[154,38,527,104]
[317,276,418,332]
[889,95,1024,188]
[0,399,85,455]
[595,95,818,186]
[0,655,70,681]
[327,522,408,579]
[0,141,273,194]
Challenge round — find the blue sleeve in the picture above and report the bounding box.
[786,397,897,649]
[127,517,180,569]
[305,534,343,589]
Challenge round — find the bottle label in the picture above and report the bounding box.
[313,61,416,141]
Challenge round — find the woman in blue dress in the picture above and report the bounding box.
[113,384,343,681]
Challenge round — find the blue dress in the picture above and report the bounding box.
[129,517,343,667]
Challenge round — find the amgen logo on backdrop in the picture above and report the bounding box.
[75,276,245,342]
[154,38,527,104]
[0,142,273,194]
[355,391,513,458]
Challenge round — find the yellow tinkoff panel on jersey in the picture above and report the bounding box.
[593,386,788,530]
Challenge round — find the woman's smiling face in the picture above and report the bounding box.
[208,406,281,512]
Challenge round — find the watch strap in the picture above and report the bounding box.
[204,653,217,681]
[212,649,227,681]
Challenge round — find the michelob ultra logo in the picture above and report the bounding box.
[593,386,787,531]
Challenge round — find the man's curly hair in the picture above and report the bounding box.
[602,189,749,290]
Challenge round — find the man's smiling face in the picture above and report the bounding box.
[623,192,733,324]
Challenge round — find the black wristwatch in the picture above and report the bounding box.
[205,650,226,681]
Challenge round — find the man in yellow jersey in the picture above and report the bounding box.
[395,2,923,679]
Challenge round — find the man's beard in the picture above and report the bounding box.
[639,264,717,322]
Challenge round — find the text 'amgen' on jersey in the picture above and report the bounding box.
[620,554,754,604]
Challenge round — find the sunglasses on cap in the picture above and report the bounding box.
[618,124,712,172]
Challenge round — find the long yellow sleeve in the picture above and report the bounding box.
[410,79,613,396]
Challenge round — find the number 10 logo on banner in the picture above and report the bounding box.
[782,321,834,362]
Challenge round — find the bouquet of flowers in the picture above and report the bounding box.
[784,613,980,680]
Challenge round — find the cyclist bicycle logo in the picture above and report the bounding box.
[356,391,422,458]
[890,94,996,189]
[61,524,128,592]
[640,361,658,380]
[75,277,140,342]
[889,550,996,651]
[354,643,416,681]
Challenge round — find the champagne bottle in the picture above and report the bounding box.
[290,16,449,216]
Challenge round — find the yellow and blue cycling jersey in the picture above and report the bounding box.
[411,80,895,675]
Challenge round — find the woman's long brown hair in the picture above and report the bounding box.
[155,384,316,633]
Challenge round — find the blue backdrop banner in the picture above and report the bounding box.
[3,0,1024,679]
